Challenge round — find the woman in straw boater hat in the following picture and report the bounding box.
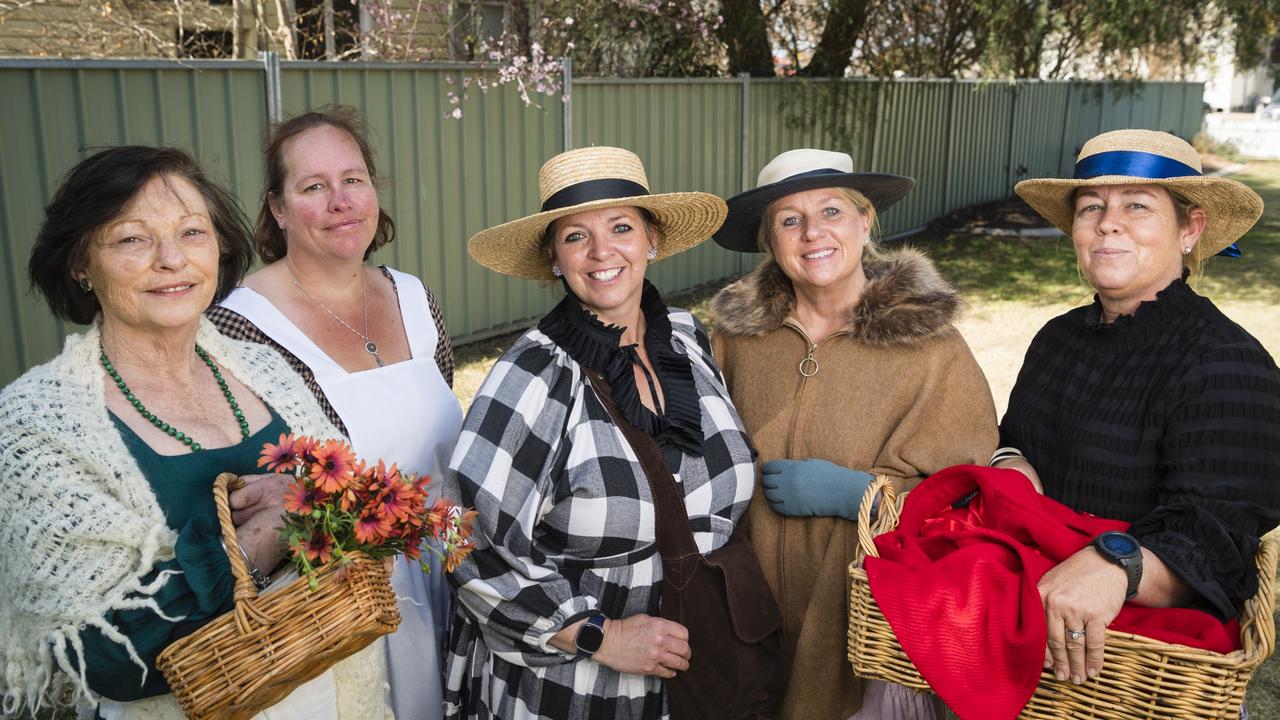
[994,129,1280,690]
[708,148,998,719]
[443,147,778,719]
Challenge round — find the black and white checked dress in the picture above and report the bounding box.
[443,288,756,720]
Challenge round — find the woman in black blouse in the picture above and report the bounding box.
[996,129,1280,688]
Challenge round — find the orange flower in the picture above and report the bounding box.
[374,479,417,522]
[282,480,328,515]
[292,435,320,464]
[354,508,392,544]
[442,541,475,573]
[299,531,334,565]
[309,440,356,493]
[259,433,300,473]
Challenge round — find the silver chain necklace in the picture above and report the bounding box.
[286,262,385,367]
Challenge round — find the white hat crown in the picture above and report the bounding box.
[757,149,855,187]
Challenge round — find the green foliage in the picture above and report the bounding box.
[542,1,724,77]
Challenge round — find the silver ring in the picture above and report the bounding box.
[1066,628,1086,641]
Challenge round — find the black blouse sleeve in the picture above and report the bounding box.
[1130,341,1280,618]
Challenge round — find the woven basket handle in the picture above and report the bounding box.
[1240,537,1278,664]
[213,472,277,633]
[854,475,899,565]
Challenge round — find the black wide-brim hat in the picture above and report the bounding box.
[714,149,915,252]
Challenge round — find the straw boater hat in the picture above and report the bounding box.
[1015,129,1263,263]
[714,148,915,252]
[467,146,727,280]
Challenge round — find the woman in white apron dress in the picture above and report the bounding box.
[207,106,462,720]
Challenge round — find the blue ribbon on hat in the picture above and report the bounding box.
[1073,150,1241,258]
[1072,150,1201,181]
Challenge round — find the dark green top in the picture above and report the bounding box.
[76,409,289,702]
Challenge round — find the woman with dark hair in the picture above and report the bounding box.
[206,105,461,720]
[0,146,391,718]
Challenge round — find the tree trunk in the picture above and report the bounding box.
[717,0,774,76]
[800,0,871,77]
[323,0,335,60]
[510,0,532,55]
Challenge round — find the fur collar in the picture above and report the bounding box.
[710,247,960,346]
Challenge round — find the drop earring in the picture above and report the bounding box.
[647,247,657,260]
[552,264,563,277]
[78,276,93,293]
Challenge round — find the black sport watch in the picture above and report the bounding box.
[1092,531,1143,600]
[574,613,607,658]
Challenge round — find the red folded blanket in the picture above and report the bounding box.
[862,465,1241,720]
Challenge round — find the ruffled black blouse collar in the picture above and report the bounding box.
[538,280,704,463]
[1084,269,1201,344]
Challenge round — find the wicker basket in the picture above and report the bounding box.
[156,472,402,720]
[847,477,1278,719]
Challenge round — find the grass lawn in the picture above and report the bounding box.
[452,161,1280,714]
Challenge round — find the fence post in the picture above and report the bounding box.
[260,51,282,124]
[1057,82,1073,176]
[1005,81,1019,191]
[738,72,751,275]
[869,80,886,170]
[942,79,958,214]
[739,73,751,193]
[562,55,573,152]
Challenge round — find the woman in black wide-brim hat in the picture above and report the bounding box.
[709,148,999,719]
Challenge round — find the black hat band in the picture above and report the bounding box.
[541,178,650,212]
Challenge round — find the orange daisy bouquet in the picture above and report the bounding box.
[260,433,476,590]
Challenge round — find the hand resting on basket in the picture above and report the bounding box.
[760,459,873,522]
[1038,529,1193,685]
[229,473,292,573]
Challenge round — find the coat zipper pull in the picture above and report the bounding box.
[798,342,818,377]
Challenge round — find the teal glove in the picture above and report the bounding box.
[760,459,874,522]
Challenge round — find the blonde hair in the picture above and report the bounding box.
[756,186,881,260]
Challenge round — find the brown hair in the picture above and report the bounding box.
[255,104,395,264]
[29,145,253,325]
[756,186,881,258]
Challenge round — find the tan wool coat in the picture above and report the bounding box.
[709,248,999,719]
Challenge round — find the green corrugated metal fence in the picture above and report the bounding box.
[0,58,1203,386]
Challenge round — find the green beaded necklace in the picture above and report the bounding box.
[100,344,251,452]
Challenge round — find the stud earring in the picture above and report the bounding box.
[78,276,93,293]
[1182,246,1193,255]
[552,264,563,277]
[647,247,657,260]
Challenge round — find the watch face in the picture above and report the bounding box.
[577,620,605,654]
[1100,532,1140,556]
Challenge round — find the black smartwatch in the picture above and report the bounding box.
[574,613,607,658]
[1092,531,1143,600]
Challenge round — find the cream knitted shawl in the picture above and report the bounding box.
[0,319,390,719]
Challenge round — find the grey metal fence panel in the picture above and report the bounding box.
[873,80,952,235]
[947,82,1016,212]
[0,61,1205,387]
[1058,83,1104,175]
[0,62,266,387]
[278,63,566,342]
[1010,82,1071,186]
